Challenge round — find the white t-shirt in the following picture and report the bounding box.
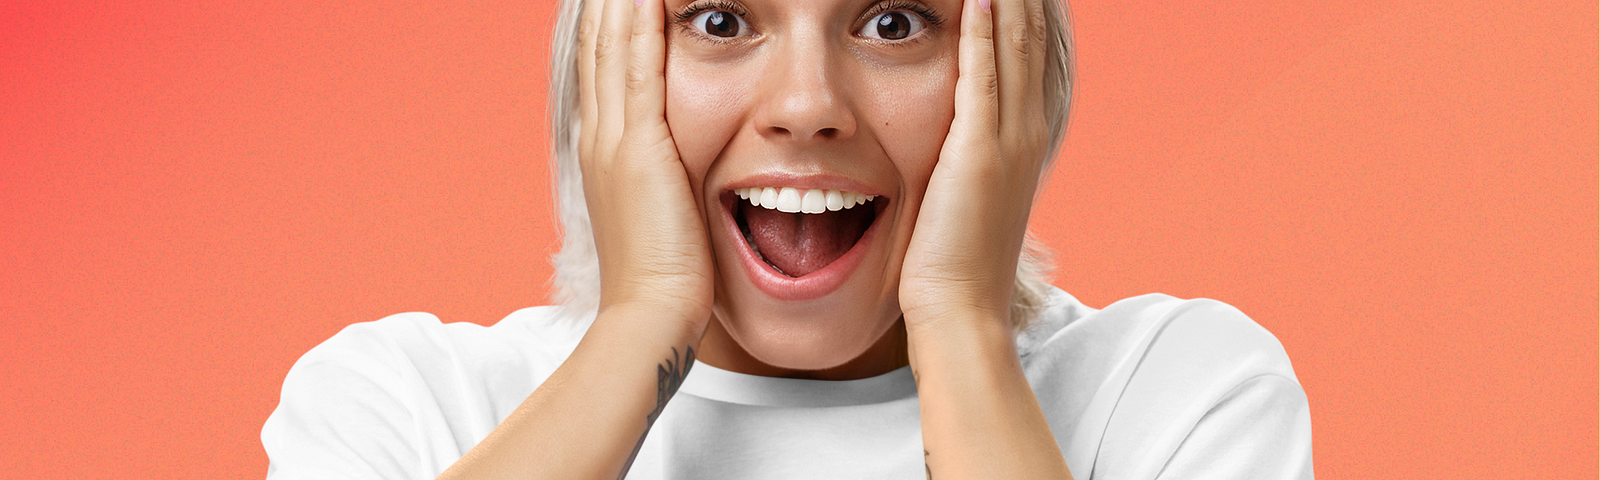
[262,288,1313,479]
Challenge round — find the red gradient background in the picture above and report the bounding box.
[2,0,1595,477]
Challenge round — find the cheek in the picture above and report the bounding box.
[859,58,959,192]
[665,54,757,184]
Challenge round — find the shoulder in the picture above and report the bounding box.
[1022,290,1291,365]
[263,306,588,479]
[1021,289,1312,479]
[1021,289,1298,392]
[279,307,586,403]
[293,306,586,377]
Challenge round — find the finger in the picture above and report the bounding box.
[625,0,668,142]
[1025,0,1048,113]
[578,0,603,167]
[993,0,1030,137]
[952,0,999,139]
[594,0,634,150]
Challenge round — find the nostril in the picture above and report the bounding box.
[762,124,844,141]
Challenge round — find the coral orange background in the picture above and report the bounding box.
[2,0,1594,477]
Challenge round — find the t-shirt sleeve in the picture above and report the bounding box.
[1156,374,1314,479]
[1072,296,1314,479]
[261,315,440,480]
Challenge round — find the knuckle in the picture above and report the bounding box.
[1028,7,1049,44]
[578,16,599,44]
[967,70,1000,98]
[967,21,995,42]
[1004,22,1031,58]
[624,66,652,92]
[960,62,998,92]
[594,29,622,62]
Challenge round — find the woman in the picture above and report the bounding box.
[262,0,1313,477]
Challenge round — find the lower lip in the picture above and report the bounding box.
[722,195,882,302]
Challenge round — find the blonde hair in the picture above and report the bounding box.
[546,0,1075,330]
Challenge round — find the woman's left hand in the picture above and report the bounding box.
[901,4,1074,477]
[899,0,1052,331]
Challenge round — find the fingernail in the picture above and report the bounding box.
[979,0,991,12]
[635,0,644,6]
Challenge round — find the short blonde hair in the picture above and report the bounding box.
[545,0,1075,330]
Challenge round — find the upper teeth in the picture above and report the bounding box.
[735,187,876,214]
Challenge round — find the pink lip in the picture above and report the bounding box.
[720,189,886,302]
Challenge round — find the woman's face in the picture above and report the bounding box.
[665,0,963,372]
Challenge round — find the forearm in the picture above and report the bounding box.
[908,314,1074,479]
[438,305,704,480]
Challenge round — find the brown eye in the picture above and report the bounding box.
[859,11,926,41]
[691,10,750,38]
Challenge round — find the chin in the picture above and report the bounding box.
[708,181,908,371]
[711,292,903,371]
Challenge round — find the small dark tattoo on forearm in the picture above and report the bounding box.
[924,449,933,479]
[617,345,695,480]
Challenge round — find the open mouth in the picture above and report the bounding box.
[731,187,880,278]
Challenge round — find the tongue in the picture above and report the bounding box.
[743,202,873,277]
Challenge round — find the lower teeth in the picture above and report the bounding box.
[742,228,789,276]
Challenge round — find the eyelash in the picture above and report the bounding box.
[672,0,748,21]
[669,0,946,44]
[861,0,946,32]
[672,0,750,42]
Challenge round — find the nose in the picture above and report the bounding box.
[753,43,857,143]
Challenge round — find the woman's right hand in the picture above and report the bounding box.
[579,0,715,328]
[437,2,709,478]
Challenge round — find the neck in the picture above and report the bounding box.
[695,316,910,381]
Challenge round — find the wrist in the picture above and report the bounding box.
[593,301,711,342]
[903,309,1017,370]
[599,290,713,324]
[902,302,1012,335]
